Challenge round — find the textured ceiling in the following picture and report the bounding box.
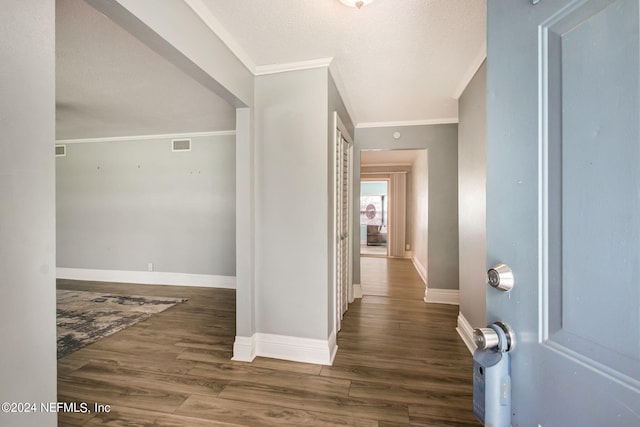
[56,0,486,140]
[56,0,236,140]
[197,0,486,125]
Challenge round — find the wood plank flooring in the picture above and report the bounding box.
[57,258,481,426]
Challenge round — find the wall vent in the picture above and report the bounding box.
[55,144,66,157]
[172,138,191,152]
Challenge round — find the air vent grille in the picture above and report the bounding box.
[55,145,66,157]
[172,139,191,152]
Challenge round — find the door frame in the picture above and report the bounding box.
[359,176,391,258]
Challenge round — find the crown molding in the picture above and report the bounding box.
[356,118,458,129]
[185,1,337,81]
[184,1,464,131]
[184,0,257,74]
[255,57,334,75]
[56,130,236,144]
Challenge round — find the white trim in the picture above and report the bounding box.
[255,58,333,76]
[56,130,236,145]
[356,118,459,129]
[424,288,460,305]
[232,332,337,365]
[56,268,236,289]
[256,332,337,366]
[412,256,427,285]
[184,0,257,74]
[456,312,477,355]
[353,283,363,299]
[452,44,487,100]
[232,335,257,362]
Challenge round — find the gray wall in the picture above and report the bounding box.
[354,125,459,290]
[255,68,331,340]
[0,1,57,425]
[56,135,236,276]
[458,61,487,328]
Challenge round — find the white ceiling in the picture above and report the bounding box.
[55,0,486,140]
[197,0,487,126]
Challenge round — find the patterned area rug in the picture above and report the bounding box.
[57,290,187,359]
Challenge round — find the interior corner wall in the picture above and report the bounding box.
[255,68,330,340]
[56,134,236,277]
[0,1,57,425]
[458,61,487,328]
[354,124,459,290]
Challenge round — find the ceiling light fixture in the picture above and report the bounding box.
[340,0,375,9]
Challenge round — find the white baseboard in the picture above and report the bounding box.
[353,283,363,299]
[231,332,337,366]
[56,268,236,289]
[456,312,477,355]
[411,256,427,285]
[231,335,257,362]
[424,288,460,305]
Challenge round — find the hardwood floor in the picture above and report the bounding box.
[360,243,388,257]
[57,259,480,426]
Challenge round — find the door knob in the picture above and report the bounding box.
[487,263,514,292]
[473,321,516,352]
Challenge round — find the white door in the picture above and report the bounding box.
[487,0,640,425]
[335,114,353,333]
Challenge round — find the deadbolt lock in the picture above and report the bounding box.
[487,263,514,292]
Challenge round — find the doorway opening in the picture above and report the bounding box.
[360,180,389,257]
[358,148,428,290]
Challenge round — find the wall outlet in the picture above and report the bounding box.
[148,263,154,272]
[405,244,410,250]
